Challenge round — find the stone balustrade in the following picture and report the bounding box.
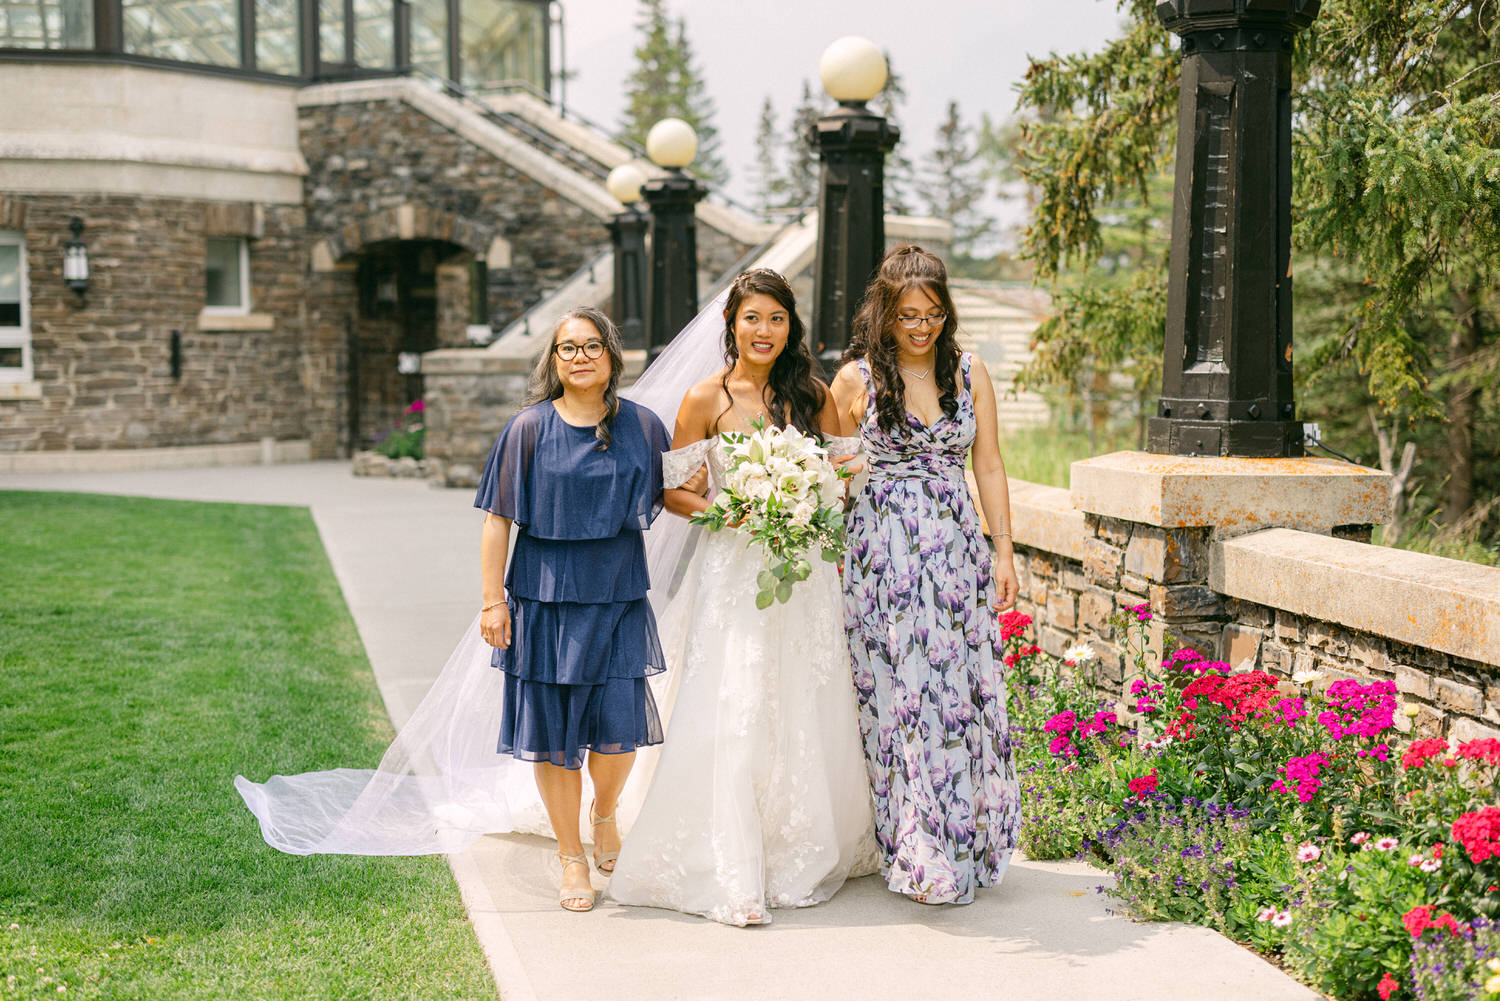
[1007,451,1500,742]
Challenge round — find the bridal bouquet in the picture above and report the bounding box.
[690,423,849,608]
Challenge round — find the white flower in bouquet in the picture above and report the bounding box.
[690,420,852,609]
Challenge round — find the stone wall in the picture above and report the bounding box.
[0,193,310,453]
[299,98,614,335]
[1006,453,1500,743]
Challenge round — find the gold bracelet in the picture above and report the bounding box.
[481,598,507,612]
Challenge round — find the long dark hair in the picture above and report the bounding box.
[845,245,962,438]
[717,268,826,439]
[525,306,625,450]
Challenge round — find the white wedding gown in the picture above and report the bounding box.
[608,436,878,926]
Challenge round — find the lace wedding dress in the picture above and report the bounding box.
[608,435,878,926]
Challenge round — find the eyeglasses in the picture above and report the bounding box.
[896,314,946,330]
[553,340,606,360]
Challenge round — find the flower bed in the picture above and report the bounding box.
[1004,606,1500,1001]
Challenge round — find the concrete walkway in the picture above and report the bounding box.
[4,462,1317,1001]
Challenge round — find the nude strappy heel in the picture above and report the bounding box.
[557,851,595,912]
[590,800,620,874]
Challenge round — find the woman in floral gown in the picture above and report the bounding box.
[830,245,1023,905]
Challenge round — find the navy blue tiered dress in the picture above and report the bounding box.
[474,398,670,770]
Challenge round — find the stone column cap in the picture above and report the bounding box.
[1070,450,1390,534]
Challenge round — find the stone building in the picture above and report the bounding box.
[0,0,767,469]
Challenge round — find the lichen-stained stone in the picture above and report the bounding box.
[1435,677,1485,715]
[1150,583,1224,619]
[1222,623,1264,670]
[1009,480,1089,562]
[1071,451,1390,536]
[1083,538,1124,588]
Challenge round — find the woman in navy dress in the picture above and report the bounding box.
[476,306,671,912]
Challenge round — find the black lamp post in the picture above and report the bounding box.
[1146,0,1321,458]
[62,216,89,303]
[641,118,704,360]
[810,37,899,367]
[605,164,650,351]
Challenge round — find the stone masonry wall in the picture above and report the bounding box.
[0,193,309,452]
[299,98,613,333]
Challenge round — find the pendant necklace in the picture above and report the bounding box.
[898,363,932,381]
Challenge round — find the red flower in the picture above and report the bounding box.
[1401,739,1450,769]
[1377,973,1399,1000]
[1452,807,1500,864]
[1403,905,1434,937]
[1458,738,1500,766]
[999,610,1032,642]
[1127,771,1159,800]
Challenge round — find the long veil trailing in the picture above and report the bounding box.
[234,290,733,855]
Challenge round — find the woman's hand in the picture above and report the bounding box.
[681,462,709,496]
[831,453,864,479]
[481,602,512,649]
[991,552,1020,613]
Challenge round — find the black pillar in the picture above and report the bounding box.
[810,103,899,367]
[607,207,649,351]
[641,170,704,358]
[1146,0,1319,458]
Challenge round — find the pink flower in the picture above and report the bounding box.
[1374,837,1399,852]
[1420,857,1442,873]
[1256,906,1277,923]
[1408,853,1426,867]
[1271,911,1293,928]
[1296,842,1321,863]
[404,399,425,414]
[1351,831,1371,845]
[1377,972,1399,1000]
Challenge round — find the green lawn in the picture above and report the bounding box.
[0,492,496,1001]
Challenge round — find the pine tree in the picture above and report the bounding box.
[780,79,822,210]
[620,0,677,148]
[917,100,994,261]
[1017,0,1500,546]
[874,51,916,216]
[618,1,728,188]
[750,95,785,216]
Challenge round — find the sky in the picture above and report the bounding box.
[552,0,1128,241]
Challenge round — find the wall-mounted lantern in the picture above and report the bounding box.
[62,217,89,301]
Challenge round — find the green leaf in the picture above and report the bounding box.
[755,589,774,610]
[775,580,793,603]
[756,570,776,591]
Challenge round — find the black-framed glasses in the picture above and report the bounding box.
[553,340,606,360]
[896,313,946,330]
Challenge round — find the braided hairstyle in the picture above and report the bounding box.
[845,245,962,438]
[717,268,827,440]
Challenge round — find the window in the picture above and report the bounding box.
[460,0,545,90]
[253,0,299,74]
[0,0,93,49]
[0,232,30,382]
[204,236,249,313]
[123,0,240,67]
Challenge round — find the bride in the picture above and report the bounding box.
[608,268,874,926]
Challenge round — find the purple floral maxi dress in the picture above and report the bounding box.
[843,353,1021,904]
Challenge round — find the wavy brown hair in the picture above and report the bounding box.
[717,268,827,440]
[525,306,625,450]
[845,245,962,438]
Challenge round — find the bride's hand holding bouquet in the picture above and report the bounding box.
[690,422,850,609]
